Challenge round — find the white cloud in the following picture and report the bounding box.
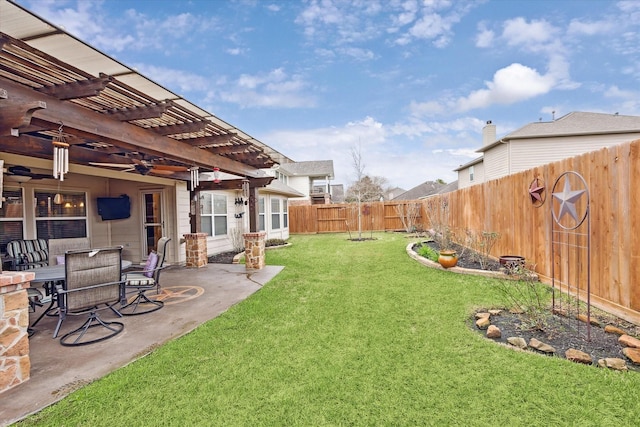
[567,19,615,36]
[135,64,210,93]
[456,63,556,111]
[475,23,494,48]
[219,68,315,108]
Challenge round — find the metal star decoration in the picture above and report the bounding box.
[528,178,545,206]
[552,178,586,222]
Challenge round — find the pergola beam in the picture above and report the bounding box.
[0,77,264,178]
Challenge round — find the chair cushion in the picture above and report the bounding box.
[23,249,49,264]
[143,252,158,278]
[126,272,156,287]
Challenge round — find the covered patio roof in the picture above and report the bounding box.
[0,0,287,185]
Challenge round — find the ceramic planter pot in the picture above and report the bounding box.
[438,249,458,268]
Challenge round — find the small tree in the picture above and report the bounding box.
[395,202,422,234]
[346,145,387,239]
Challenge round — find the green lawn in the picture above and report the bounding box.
[20,233,640,426]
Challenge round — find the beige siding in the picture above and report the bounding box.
[510,133,640,173]
[458,161,486,189]
[483,143,509,181]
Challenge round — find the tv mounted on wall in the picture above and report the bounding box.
[96,194,131,220]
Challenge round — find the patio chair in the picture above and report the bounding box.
[120,237,171,315]
[54,246,126,346]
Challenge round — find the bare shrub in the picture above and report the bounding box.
[395,202,422,234]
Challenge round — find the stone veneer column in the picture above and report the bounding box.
[0,270,34,394]
[184,233,208,268]
[243,232,266,270]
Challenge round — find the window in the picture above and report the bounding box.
[201,193,228,236]
[0,187,24,252]
[283,199,288,228]
[469,166,475,182]
[34,190,87,240]
[258,197,265,231]
[271,198,281,230]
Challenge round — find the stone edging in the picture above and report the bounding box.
[405,242,511,279]
[233,242,291,264]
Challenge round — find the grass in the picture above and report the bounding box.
[19,233,640,426]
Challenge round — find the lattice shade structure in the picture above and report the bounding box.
[0,1,286,187]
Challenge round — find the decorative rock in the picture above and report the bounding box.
[475,312,491,320]
[597,358,628,371]
[529,338,556,354]
[486,325,501,339]
[476,316,491,330]
[507,337,527,349]
[576,314,600,327]
[565,348,592,364]
[618,334,640,349]
[509,307,525,314]
[604,325,626,336]
[622,347,640,365]
[488,309,502,316]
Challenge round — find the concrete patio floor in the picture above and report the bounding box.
[0,263,283,426]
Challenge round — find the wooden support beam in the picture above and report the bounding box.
[0,77,264,178]
[197,177,273,191]
[180,133,237,147]
[36,73,112,100]
[150,120,209,136]
[104,100,170,121]
[0,96,46,136]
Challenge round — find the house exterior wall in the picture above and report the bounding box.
[287,176,311,200]
[458,131,640,189]
[458,162,485,189]
[509,133,640,174]
[200,189,290,257]
[483,143,510,182]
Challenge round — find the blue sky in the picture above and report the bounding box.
[15,0,640,191]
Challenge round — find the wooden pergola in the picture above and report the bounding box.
[0,1,285,231]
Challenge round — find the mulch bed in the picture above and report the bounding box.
[207,251,238,264]
[413,239,640,370]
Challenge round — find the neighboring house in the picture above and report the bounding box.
[393,181,446,200]
[456,112,640,189]
[331,184,345,203]
[384,187,406,200]
[278,160,335,205]
[0,1,299,264]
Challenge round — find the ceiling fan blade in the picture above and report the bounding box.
[152,165,189,172]
[89,162,136,169]
[150,169,177,176]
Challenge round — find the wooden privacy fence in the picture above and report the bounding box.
[289,138,640,323]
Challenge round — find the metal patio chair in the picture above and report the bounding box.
[54,246,126,346]
[120,237,171,315]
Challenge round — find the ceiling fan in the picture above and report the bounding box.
[89,159,189,176]
[3,165,52,182]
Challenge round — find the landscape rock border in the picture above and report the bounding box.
[474,310,640,372]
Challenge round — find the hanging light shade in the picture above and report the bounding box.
[213,167,221,184]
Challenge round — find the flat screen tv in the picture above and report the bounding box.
[96,195,131,220]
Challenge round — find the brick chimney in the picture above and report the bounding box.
[482,120,496,146]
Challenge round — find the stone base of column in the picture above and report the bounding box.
[243,232,266,270]
[0,271,35,394]
[184,233,208,268]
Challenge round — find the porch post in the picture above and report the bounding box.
[0,270,35,394]
[243,231,266,270]
[247,185,259,233]
[183,232,208,268]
